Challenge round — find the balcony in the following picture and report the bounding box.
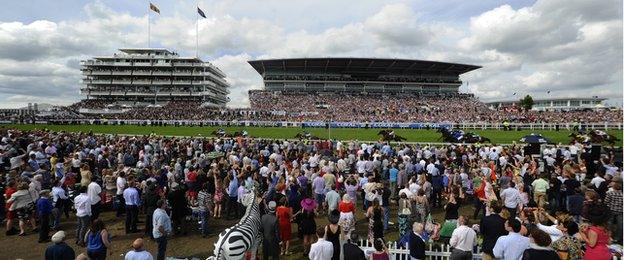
[173,70,192,75]
[132,79,152,84]
[112,80,132,84]
[173,80,192,85]
[89,80,111,84]
[133,70,152,75]
[152,80,171,85]
[82,61,114,66]
[153,62,171,67]
[134,62,152,66]
[87,71,111,75]
[152,71,171,76]
[173,62,201,67]
[112,71,133,75]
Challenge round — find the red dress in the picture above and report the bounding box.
[276,206,292,241]
[584,226,611,260]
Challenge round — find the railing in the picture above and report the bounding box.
[358,239,483,260]
[30,119,623,131]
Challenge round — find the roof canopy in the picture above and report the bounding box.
[248,58,481,76]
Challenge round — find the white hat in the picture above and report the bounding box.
[51,231,66,243]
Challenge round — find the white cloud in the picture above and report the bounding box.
[0,0,620,108]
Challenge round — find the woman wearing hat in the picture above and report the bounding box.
[338,193,355,238]
[295,197,317,256]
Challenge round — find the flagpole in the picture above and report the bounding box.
[196,4,199,58]
[148,2,151,48]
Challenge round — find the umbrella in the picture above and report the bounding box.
[519,133,553,144]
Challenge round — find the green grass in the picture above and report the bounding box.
[3,124,622,145]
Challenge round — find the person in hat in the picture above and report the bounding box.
[296,197,317,256]
[260,201,280,260]
[37,189,54,243]
[45,231,76,260]
[8,182,37,236]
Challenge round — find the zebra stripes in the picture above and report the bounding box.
[211,190,262,260]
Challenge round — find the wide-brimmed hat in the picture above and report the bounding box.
[301,198,317,212]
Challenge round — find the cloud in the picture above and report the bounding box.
[0,0,620,108]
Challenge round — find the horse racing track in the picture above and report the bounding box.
[4,124,623,145]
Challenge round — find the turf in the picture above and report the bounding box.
[3,124,622,145]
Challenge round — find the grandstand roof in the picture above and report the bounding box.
[248,58,481,75]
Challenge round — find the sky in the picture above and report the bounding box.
[0,0,621,108]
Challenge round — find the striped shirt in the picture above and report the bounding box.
[605,190,623,214]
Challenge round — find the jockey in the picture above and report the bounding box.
[242,130,248,136]
[304,131,311,138]
[389,130,395,137]
[594,129,606,136]
[217,128,225,135]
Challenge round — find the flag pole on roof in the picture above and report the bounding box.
[148,2,160,48]
[197,5,207,58]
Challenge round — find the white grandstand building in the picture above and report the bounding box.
[80,48,230,112]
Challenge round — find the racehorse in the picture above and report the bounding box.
[377,129,407,142]
[568,133,591,144]
[437,127,464,142]
[464,133,491,143]
[210,130,232,138]
[588,130,620,145]
[295,132,320,140]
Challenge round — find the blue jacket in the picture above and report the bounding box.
[37,197,54,215]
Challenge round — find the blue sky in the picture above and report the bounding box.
[0,0,621,108]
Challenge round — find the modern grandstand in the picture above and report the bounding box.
[2,56,622,129]
[78,48,230,111]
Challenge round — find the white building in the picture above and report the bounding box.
[487,97,608,111]
[80,48,230,109]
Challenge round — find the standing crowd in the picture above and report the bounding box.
[0,128,621,260]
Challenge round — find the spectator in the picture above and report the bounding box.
[308,226,333,260]
[343,233,366,260]
[325,210,341,260]
[260,201,280,260]
[276,197,293,255]
[522,228,559,260]
[123,180,140,234]
[604,181,622,244]
[44,231,76,260]
[449,216,477,260]
[371,238,390,260]
[493,218,530,260]
[153,199,172,260]
[551,219,583,260]
[124,238,153,260]
[480,201,507,260]
[84,219,112,260]
[409,222,426,260]
[37,190,53,243]
[73,185,91,246]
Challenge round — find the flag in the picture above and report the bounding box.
[513,92,517,95]
[197,7,206,18]
[547,90,551,94]
[150,2,160,14]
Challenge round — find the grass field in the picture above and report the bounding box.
[3,123,622,145]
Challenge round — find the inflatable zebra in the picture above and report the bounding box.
[209,189,262,260]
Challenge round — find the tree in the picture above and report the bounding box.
[519,95,534,111]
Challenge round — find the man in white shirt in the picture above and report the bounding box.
[493,219,530,260]
[308,227,333,260]
[124,180,140,234]
[116,171,127,217]
[450,216,477,260]
[499,182,522,218]
[87,180,102,221]
[73,186,91,246]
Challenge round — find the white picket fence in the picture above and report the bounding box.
[357,239,483,260]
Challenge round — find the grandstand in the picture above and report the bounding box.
[79,48,230,114]
[247,58,480,94]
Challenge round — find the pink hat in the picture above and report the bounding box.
[300,198,317,212]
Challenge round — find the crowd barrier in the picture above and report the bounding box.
[7,119,622,131]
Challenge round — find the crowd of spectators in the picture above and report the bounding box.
[0,128,621,259]
[48,92,622,123]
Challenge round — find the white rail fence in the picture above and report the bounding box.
[7,119,622,131]
[357,239,483,260]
